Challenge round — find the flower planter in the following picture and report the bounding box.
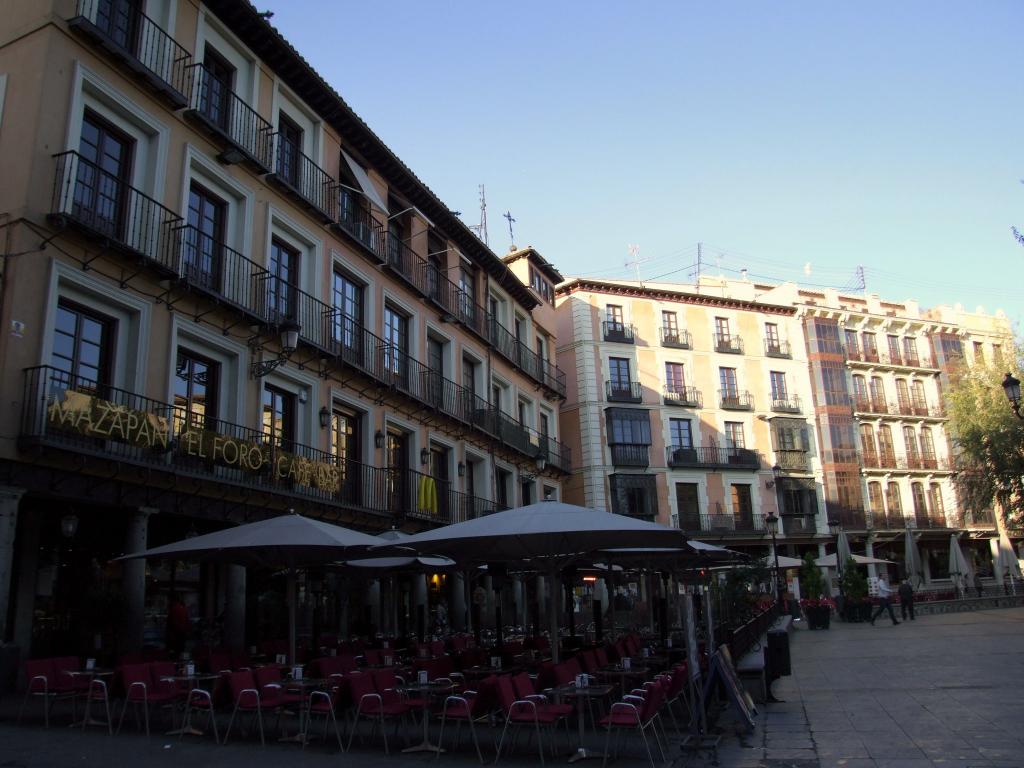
[801,602,833,630]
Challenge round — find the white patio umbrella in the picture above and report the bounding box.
[948,534,973,596]
[120,512,383,663]
[904,530,924,587]
[342,529,456,571]
[390,501,688,661]
[815,553,895,567]
[761,554,805,569]
[995,531,1021,595]
[836,528,853,570]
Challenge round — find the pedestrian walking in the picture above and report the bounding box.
[870,575,900,626]
[973,572,984,598]
[898,578,915,621]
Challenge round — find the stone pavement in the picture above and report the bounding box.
[712,606,1024,768]
[0,608,1021,767]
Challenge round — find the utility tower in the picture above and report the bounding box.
[467,184,489,246]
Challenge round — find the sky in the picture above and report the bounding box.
[268,1,1024,328]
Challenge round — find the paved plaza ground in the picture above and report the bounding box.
[0,606,1021,767]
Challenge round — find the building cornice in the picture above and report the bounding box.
[556,278,797,316]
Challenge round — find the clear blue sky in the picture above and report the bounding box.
[269,1,1024,328]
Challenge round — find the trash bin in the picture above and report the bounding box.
[766,629,791,678]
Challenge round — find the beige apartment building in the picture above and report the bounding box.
[555,278,827,562]
[0,0,568,660]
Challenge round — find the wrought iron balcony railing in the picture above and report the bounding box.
[335,188,386,261]
[267,137,339,222]
[666,446,759,470]
[50,151,183,278]
[606,380,643,403]
[663,384,702,407]
[602,321,635,343]
[720,390,754,410]
[184,64,274,172]
[764,339,792,358]
[774,449,810,473]
[695,512,765,533]
[770,395,802,413]
[609,443,650,467]
[68,0,192,108]
[714,333,744,354]
[659,327,692,349]
[846,347,937,369]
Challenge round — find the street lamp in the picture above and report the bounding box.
[764,512,785,607]
[1001,372,1022,419]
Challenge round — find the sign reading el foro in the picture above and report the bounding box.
[48,390,342,493]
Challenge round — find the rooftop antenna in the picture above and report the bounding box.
[503,211,516,249]
[467,184,489,246]
[625,244,653,285]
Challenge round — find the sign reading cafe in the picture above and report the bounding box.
[47,390,342,493]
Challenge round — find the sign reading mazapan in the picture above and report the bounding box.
[48,390,343,494]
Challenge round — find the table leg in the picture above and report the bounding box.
[568,698,605,763]
[401,702,445,754]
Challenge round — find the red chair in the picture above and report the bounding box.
[254,665,304,707]
[598,681,667,768]
[581,649,599,674]
[117,663,178,736]
[18,658,80,727]
[80,677,113,735]
[595,647,610,668]
[223,669,286,746]
[437,684,490,763]
[511,672,572,717]
[494,674,569,766]
[179,685,219,743]
[302,682,343,751]
[347,671,411,754]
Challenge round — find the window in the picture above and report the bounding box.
[973,341,984,363]
[606,409,651,445]
[937,333,963,360]
[262,384,295,449]
[895,379,911,410]
[859,424,876,456]
[862,332,878,358]
[609,474,657,519]
[867,482,885,515]
[675,483,700,527]
[529,265,553,304]
[94,0,141,50]
[902,336,918,363]
[869,376,885,406]
[929,484,945,518]
[725,422,745,450]
[200,46,235,130]
[462,357,477,398]
[536,335,546,363]
[774,421,803,451]
[665,362,685,392]
[669,418,693,449]
[844,329,859,355]
[920,428,936,462]
[903,426,920,462]
[769,371,788,401]
[852,374,868,404]
[820,362,848,405]
[911,379,927,408]
[331,406,361,502]
[812,319,842,354]
[911,482,928,517]
[277,111,303,187]
[496,467,512,508]
[521,479,534,505]
[517,399,530,426]
[386,430,409,510]
[887,334,901,362]
[383,305,408,380]
[715,317,730,340]
[76,111,134,239]
[877,425,894,457]
[184,183,225,289]
[662,311,679,335]
[332,271,363,355]
[731,484,753,520]
[886,482,903,515]
[719,367,738,396]
[540,412,550,438]
[458,266,476,322]
[174,349,218,431]
[492,383,502,411]
[993,344,1003,363]
[52,300,113,390]
[609,357,632,387]
[268,238,298,321]
[427,337,446,405]
[606,304,624,330]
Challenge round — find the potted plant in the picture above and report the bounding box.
[798,553,831,629]
[840,557,871,622]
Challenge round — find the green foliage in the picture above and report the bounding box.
[718,561,771,624]
[799,552,824,599]
[945,343,1024,529]
[840,558,868,602]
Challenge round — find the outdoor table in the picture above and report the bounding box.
[461,665,519,680]
[553,682,615,763]
[66,669,114,728]
[160,673,220,736]
[397,680,453,754]
[596,665,650,697]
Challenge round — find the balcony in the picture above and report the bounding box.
[451,492,510,523]
[764,339,792,358]
[698,512,764,534]
[666,446,759,470]
[334,188,386,262]
[963,509,996,528]
[770,395,802,413]
[862,451,897,470]
[266,138,339,223]
[854,396,889,415]
[609,474,657,520]
[487,316,566,399]
[659,327,692,349]
[911,510,949,530]
[720,390,754,411]
[775,449,810,473]
[663,384,702,408]
[603,321,635,344]
[606,380,643,404]
[830,508,868,529]
[183,65,273,172]
[846,347,937,370]
[610,444,650,468]
[781,514,818,535]
[714,334,744,354]
[867,510,910,530]
[67,0,192,108]
[49,151,183,278]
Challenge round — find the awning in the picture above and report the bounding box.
[341,149,388,213]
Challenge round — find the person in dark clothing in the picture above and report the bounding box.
[898,579,915,621]
[166,593,191,656]
[870,576,900,626]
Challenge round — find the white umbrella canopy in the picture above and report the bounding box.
[948,534,973,594]
[995,531,1022,594]
[341,529,456,571]
[815,553,895,567]
[761,554,805,569]
[904,530,924,587]
[836,529,853,568]
[119,512,384,663]
[392,501,688,661]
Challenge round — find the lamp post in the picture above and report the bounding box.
[1001,372,1022,419]
[764,512,785,607]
